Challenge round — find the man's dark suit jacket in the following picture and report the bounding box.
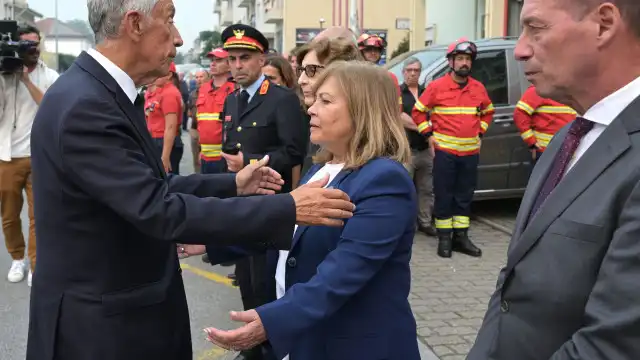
[468,94,640,360]
[26,52,296,360]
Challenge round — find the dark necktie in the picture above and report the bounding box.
[529,117,594,218]
[237,90,249,115]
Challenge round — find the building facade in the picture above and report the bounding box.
[425,0,523,46]
[214,0,248,29]
[36,18,93,57]
[257,0,425,61]
[0,0,42,27]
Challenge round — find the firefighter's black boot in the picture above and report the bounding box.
[437,232,452,258]
[452,229,482,257]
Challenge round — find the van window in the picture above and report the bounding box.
[429,50,509,106]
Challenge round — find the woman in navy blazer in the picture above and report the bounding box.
[203,60,420,360]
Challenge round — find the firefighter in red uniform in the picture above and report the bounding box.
[412,39,494,258]
[195,48,236,174]
[514,85,576,161]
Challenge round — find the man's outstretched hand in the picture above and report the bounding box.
[290,173,355,227]
[235,155,284,195]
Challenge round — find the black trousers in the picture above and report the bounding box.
[152,136,183,175]
[433,150,479,234]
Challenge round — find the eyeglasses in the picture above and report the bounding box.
[296,64,325,78]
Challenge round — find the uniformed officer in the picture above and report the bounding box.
[219,24,306,360]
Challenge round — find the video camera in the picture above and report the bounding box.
[0,20,39,73]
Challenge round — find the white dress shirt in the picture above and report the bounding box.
[87,48,138,103]
[566,75,640,173]
[275,162,344,360]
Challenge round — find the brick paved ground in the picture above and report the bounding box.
[409,223,510,360]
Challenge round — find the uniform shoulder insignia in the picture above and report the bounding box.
[259,80,269,95]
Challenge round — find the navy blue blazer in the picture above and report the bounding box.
[27,52,296,360]
[209,158,420,360]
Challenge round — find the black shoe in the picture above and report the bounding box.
[201,254,210,263]
[227,273,236,280]
[452,229,482,257]
[220,261,234,267]
[437,233,452,258]
[418,225,437,237]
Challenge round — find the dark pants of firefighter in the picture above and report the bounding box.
[152,136,184,175]
[433,150,479,233]
[200,158,226,174]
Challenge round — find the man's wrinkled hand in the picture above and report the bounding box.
[236,155,284,196]
[290,174,355,227]
[177,244,206,259]
[205,309,266,351]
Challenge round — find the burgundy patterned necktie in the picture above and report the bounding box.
[529,117,594,218]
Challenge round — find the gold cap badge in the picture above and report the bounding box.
[233,29,244,39]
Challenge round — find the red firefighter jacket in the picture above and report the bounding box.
[514,86,576,151]
[411,73,494,156]
[195,79,236,161]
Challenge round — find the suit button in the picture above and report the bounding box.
[287,257,296,267]
[237,126,242,132]
[236,143,241,149]
[252,122,257,126]
[500,300,509,313]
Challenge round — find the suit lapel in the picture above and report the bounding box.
[75,52,166,179]
[509,127,565,243]
[291,167,354,250]
[505,117,630,273]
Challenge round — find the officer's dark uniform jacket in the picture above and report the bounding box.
[221,75,305,194]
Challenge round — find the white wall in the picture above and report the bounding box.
[425,0,482,45]
[43,37,92,57]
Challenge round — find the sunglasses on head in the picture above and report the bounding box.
[296,64,325,78]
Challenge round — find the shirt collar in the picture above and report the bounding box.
[87,48,138,104]
[242,74,265,100]
[582,75,640,126]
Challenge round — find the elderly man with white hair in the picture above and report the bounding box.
[25,1,356,360]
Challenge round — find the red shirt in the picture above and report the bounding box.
[145,83,183,139]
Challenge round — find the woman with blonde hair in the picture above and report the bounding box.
[203,61,420,360]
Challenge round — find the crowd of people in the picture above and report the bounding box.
[3,0,640,360]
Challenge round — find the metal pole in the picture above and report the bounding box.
[54,0,59,71]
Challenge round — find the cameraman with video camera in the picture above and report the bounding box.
[1,25,59,287]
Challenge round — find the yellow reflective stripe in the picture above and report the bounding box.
[453,216,470,229]
[481,103,494,114]
[521,129,535,140]
[433,132,480,152]
[197,112,221,121]
[435,218,453,229]
[414,100,428,112]
[480,121,489,132]
[533,131,554,148]
[516,101,535,115]
[201,144,222,157]
[535,106,577,115]
[398,97,403,105]
[417,121,430,133]
[432,106,478,115]
[433,132,478,145]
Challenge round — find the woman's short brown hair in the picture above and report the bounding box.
[296,37,362,67]
[264,54,297,89]
[312,61,412,169]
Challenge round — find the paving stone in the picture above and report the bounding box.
[410,221,512,358]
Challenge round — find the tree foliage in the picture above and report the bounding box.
[198,30,222,59]
[390,33,410,60]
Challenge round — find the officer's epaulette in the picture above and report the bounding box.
[259,79,269,95]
